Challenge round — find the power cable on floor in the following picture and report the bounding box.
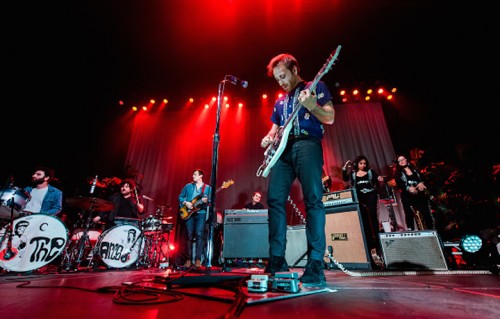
[326,249,493,277]
[13,280,185,305]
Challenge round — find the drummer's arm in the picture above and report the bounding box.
[93,211,107,223]
[137,203,145,214]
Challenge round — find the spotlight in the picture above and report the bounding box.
[460,234,482,253]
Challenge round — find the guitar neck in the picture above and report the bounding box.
[282,48,339,129]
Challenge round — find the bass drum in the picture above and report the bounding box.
[0,214,68,272]
[95,224,144,269]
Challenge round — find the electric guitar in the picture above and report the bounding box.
[179,180,234,220]
[256,45,342,178]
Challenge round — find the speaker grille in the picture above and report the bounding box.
[223,224,269,258]
[285,225,308,267]
[380,230,448,270]
[325,205,371,269]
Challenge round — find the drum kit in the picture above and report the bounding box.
[0,187,174,273]
[60,198,174,271]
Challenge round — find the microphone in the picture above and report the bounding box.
[225,75,249,88]
[90,175,98,194]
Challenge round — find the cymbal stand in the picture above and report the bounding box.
[147,229,170,268]
[137,234,151,268]
[0,205,17,262]
[65,203,97,271]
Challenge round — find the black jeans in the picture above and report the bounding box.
[267,138,326,261]
[357,191,381,251]
[185,212,206,260]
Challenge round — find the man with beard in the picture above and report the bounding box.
[22,166,63,216]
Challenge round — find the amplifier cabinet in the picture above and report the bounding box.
[285,225,308,267]
[224,209,268,224]
[379,230,448,270]
[324,204,371,270]
[223,209,269,259]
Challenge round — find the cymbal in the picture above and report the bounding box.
[65,196,114,212]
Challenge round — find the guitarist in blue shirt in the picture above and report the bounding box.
[178,169,211,268]
[260,52,337,287]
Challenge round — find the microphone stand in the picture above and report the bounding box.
[204,79,226,270]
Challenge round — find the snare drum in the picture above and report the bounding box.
[0,214,68,272]
[95,224,144,268]
[0,187,31,219]
[142,215,162,233]
[142,215,173,235]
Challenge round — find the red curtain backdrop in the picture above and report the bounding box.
[123,102,398,226]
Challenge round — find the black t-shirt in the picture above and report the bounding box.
[244,202,265,209]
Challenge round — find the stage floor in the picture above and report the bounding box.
[1,264,499,319]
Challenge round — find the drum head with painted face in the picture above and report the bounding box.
[95,224,143,268]
[0,214,68,272]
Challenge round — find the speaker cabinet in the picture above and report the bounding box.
[223,223,269,258]
[324,204,371,270]
[379,230,448,270]
[285,225,308,267]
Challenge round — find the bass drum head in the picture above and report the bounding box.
[0,214,68,272]
[96,224,143,268]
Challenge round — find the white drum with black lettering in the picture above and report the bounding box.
[95,224,143,268]
[0,214,68,272]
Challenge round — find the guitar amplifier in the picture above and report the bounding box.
[379,230,448,270]
[223,209,269,258]
[324,204,371,270]
[224,209,268,224]
[322,188,357,208]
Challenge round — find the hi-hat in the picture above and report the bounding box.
[66,196,114,212]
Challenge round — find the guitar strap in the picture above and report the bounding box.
[190,183,206,200]
[284,84,303,137]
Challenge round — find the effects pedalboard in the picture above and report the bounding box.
[246,272,301,293]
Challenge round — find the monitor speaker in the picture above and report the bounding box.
[324,204,371,270]
[379,230,448,270]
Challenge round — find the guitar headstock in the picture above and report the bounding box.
[310,44,342,90]
[221,180,234,189]
[320,45,341,76]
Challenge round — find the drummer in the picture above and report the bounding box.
[22,166,63,216]
[92,179,144,229]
